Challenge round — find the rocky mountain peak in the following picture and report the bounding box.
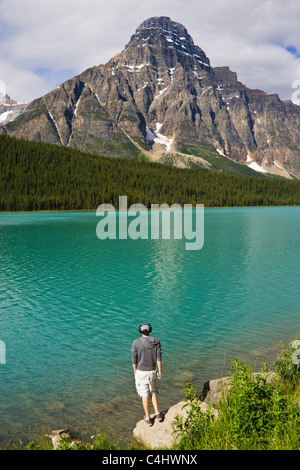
[0,93,15,105]
[1,16,300,179]
[132,16,195,48]
[124,16,210,72]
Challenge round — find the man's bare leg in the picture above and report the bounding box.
[152,393,159,415]
[142,396,150,420]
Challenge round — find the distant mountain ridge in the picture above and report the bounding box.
[1,16,300,179]
[0,93,28,126]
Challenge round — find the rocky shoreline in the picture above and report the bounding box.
[132,371,278,449]
[42,370,278,450]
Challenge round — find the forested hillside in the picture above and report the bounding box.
[0,135,299,212]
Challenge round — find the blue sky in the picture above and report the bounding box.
[1,0,300,104]
[285,46,300,58]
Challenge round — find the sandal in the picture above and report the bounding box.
[144,417,153,426]
[155,412,164,422]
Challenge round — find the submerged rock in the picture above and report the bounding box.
[46,428,80,450]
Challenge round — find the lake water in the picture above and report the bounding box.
[0,206,299,445]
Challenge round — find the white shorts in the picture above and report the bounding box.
[135,370,158,398]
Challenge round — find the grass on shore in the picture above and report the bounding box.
[172,336,300,451]
[173,360,300,450]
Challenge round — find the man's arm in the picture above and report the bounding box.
[131,340,138,375]
[157,360,162,379]
[156,340,162,379]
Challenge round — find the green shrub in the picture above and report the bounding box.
[274,337,300,388]
[174,359,300,450]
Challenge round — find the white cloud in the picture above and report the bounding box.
[0,58,48,103]
[0,0,300,103]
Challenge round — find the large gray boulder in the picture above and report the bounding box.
[133,400,216,449]
[201,371,279,407]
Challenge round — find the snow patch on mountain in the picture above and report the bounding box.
[0,110,14,124]
[216,149,230,159]
[0,93,28,125]
[146,123,173,152]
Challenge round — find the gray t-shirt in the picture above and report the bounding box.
[131,336,162,371]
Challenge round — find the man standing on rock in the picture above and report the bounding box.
[131,322,163,426]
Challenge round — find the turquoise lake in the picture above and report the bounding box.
[0,206,299,444]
